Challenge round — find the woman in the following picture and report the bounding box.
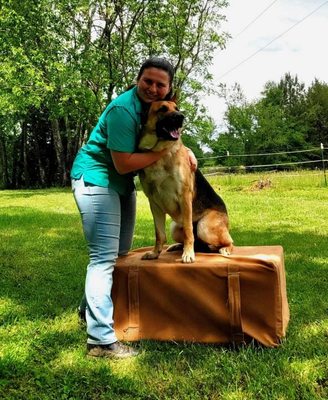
[71,57,196,359]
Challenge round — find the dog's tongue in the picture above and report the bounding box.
[170,129,180,139]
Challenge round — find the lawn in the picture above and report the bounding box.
[0,172,327,399]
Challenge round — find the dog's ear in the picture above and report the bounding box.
[170,92,178,104]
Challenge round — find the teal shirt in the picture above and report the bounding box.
[71,86,143,195]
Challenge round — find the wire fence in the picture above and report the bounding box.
[199,144,328,187]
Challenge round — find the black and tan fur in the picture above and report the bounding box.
[138,100,233,263]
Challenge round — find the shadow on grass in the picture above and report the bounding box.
[1,208,327,324]
[0,188,71,199]
[0,208,327,399]
[0,335,145,399]
[0,208,87,321]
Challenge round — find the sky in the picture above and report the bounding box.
[205,0,328,127]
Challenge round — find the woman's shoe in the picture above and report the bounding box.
[87,341,139,359]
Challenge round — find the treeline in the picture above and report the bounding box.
[0,0,228,189]
[206,74,328,169]
[1,2,327,189]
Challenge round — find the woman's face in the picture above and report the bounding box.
[137,67,171,103]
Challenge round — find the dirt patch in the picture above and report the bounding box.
[250,178,272,190]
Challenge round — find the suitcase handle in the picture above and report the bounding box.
[228,267,245,344]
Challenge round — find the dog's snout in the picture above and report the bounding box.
[159,111,184,126]
[175,112,184,123]
[170,111,184,125]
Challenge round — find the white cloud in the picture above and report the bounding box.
[204,0,328,126]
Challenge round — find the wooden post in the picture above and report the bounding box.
[321,143,327,187]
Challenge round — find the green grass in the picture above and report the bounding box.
[0,173,327,400]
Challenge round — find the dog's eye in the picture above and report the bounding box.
[157,105,168,113]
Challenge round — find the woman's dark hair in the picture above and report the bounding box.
[137,57,175,87]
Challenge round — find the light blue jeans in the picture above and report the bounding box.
[72,177,136,345]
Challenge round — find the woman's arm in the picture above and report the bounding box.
[111,150,167,175]
[112,147,197,175]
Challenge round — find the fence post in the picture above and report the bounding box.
[320,143,327,187]
[227,150,231,183]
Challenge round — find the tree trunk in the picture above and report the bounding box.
[22,121,30,187]
[51,118,67,186]
[34,139,46,187]
[0,133,10,188]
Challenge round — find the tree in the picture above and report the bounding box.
[259,73,308,151]
[209,84,256,166]
[306,79,328,147]
[209,74,310,169]
[0,0,229,188]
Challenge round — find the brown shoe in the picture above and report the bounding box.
[87,341,139,359]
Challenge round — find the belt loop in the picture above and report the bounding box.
[82,176,91,194]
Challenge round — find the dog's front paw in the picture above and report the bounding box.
[182,249,195,263]
[219,245,233,256]
[141,251,159,260]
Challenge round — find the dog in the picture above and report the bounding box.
[138,99,233,263]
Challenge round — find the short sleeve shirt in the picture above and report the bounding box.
[70,86,142,195]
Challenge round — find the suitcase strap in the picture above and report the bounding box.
[123,266,140,341]
[228,266,245,344]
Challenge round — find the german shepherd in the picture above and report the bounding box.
[138,100,233,263]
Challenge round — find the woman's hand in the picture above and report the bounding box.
[186,148,198,172]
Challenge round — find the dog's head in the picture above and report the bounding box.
[139,100,185,151]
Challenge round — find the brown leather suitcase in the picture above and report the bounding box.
[112,246,289,347]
